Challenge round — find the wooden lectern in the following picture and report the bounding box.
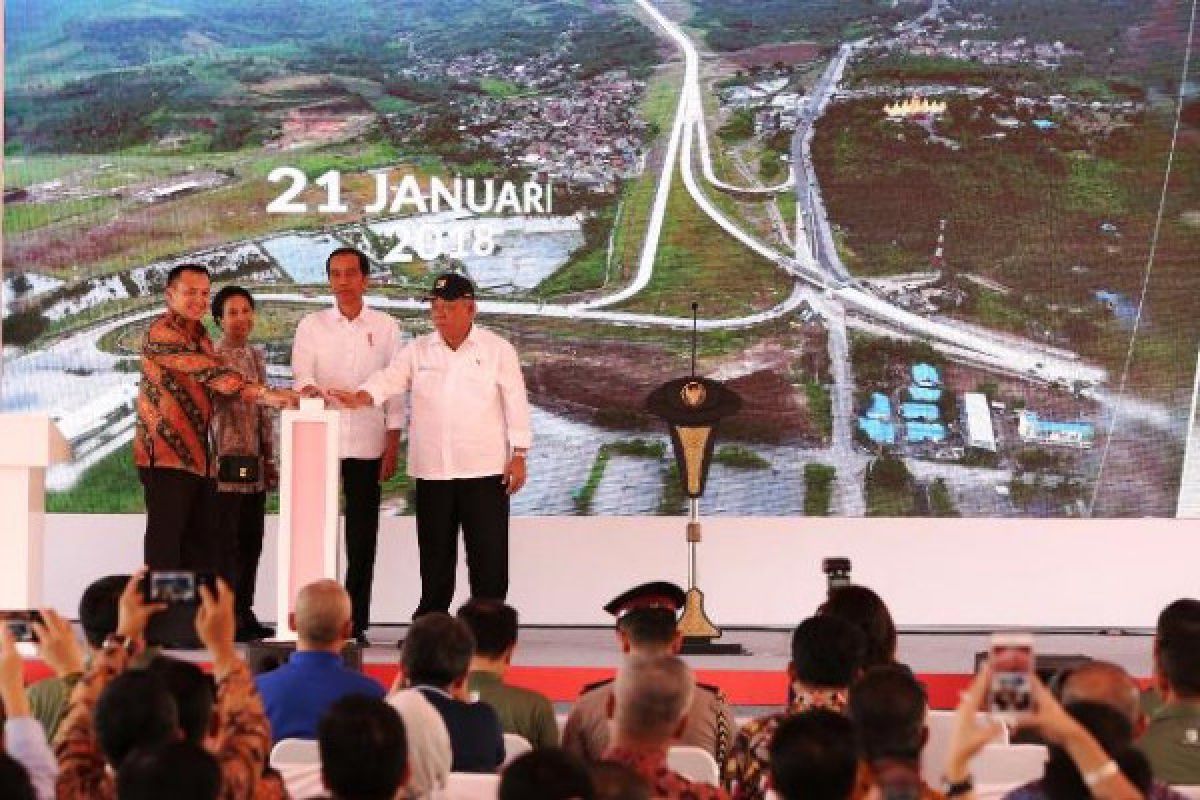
[0,413,71,608]
[275,398,340,640]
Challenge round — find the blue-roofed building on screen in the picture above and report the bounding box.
[912,362,941,388]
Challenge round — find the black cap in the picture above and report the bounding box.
[603,581,687,620]
[429,272,476,301]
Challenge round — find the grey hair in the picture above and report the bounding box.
[613,654,694,738]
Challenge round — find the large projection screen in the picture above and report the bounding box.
[3,0,1198,529]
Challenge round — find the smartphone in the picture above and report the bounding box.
[142,571,217,606]
[0,610,45,643]
[988,632,1035,720]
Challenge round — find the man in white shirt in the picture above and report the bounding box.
[291,247,404,643]
[331,272,531,617]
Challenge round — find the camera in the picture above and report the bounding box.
[0,610,45,643]
[822,557,852,590]
[142,571,217,606]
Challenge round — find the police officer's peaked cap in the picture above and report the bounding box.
[603,581,687,620]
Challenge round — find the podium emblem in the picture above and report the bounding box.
[680,381,707,408]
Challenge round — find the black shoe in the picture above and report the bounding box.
[353,632,370,648]
[252,622,276,640]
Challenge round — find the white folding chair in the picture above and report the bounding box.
[667,745,720,787]
[502,732,533,765]
[270,737,321,767]
[268,739,324,800]
[921,710,1010,786]
[971,743,1047,786]
[276,764,325,800]
[1172,787,1200,800]
[443,772,501,800]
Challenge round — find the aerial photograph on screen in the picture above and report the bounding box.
[2,0,1197,517]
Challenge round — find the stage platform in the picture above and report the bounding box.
[20,627,1155,714]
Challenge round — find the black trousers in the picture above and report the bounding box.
[413,475,509,618]
[139,467,220,571]
[341,458,382,635]
[215,490,267,620]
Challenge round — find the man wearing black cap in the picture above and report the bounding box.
[332,271,532,618]
[561,581,735,766]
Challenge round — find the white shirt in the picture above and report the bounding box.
[360,324,532,480]
[291,305,404,459]
[5,717,56,800]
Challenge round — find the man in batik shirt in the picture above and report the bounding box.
[604,654,730,800]
[724,615,865,800]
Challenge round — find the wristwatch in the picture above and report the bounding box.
[102,633,139,657]
[942,776,974,798]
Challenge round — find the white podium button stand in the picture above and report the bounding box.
[275,398,340,640]
[0,413,71,608]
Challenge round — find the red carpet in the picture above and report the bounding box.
[21,658,971,708]
[380,665,975,709]
[22,661,1150,710]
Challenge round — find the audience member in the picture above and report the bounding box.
[724,615,866,800]
[26,575,133,740]
[458,598,558,749]
[820,585,901,671]
[1002,702,1153,800]
[388,688,453,799]
[603,654,729,800]
[2,622,59,800]
[564,582,735,764]
[116,741,221,800]
[1059,661,1142,730]
[1048,661,1191,800]
[945,666,1143,800]
[500,748,595,800]
[93,671,179,771]
[847,665,938,800]
[591,760,653,800]
[145,657,216,744]
[1140,597,1200,785]
[768,710,859,800]
[318,695,409,800]
[255,580,384,742]
[397,612,504,773]
[53,569,278,800]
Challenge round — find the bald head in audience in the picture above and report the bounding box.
[1060,661,1144,734]
[291,580,353,652]
[609,655,694,747]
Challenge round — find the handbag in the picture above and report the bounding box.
[217,454,260,485]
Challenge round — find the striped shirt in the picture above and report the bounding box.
[134,310,250,477]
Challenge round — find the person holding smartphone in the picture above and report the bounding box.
[211,285,277,642]
[944,662,1146,800]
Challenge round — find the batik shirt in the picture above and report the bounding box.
[135,310,250,477]
[606,745,731,800]
[213,341,275,494]
[722,686,850,800]
[54,644,282,800]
